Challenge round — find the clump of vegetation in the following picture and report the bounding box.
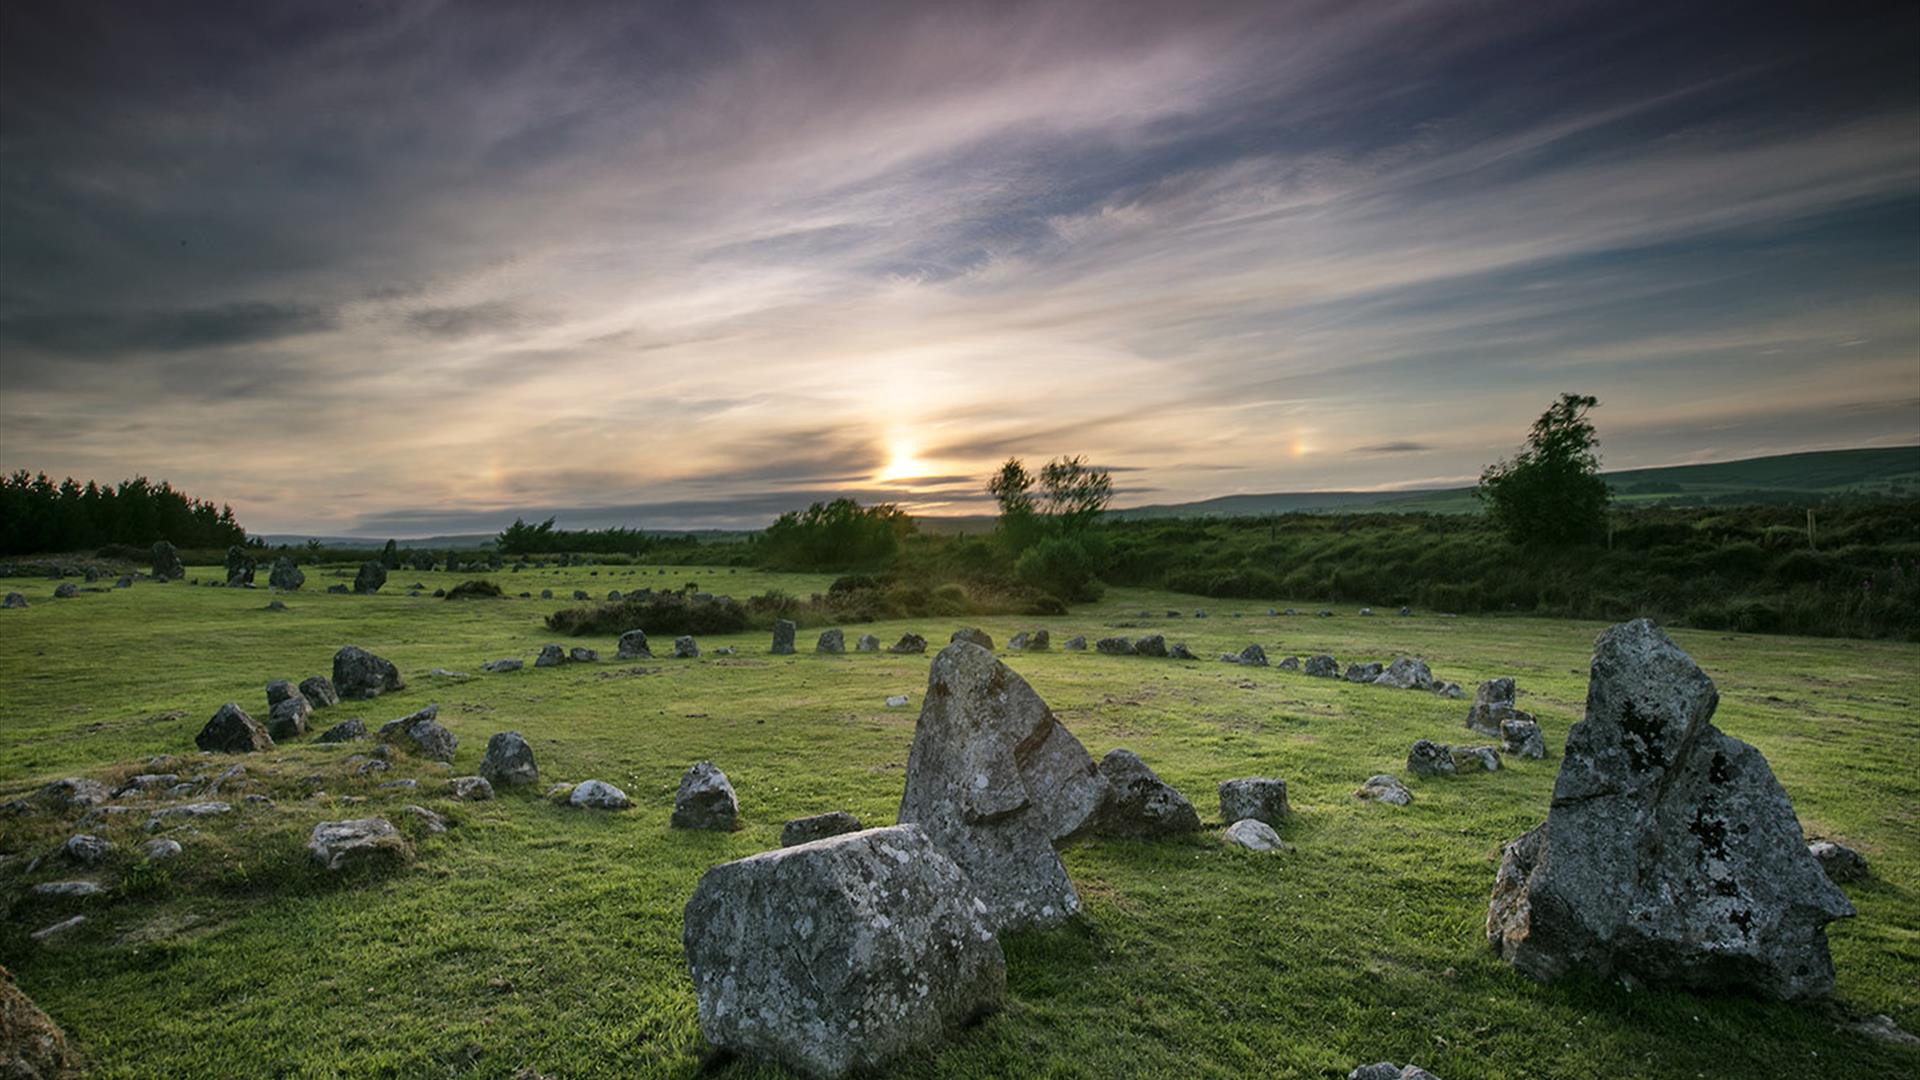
[546,591,750,637]
[0,471,247,555]
[1477,392,1611,547]
[443,579,503,600]
[496,515,715,558]
[758,499,914,570]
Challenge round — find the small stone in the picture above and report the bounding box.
[671,761,739,830]
[535,643,566,667]
[1226,644,1268,666]
[30,880,105,898]
[30,915,87,940]
[569,779,630,810]
[888,633,928,654]
[1808,840,1870,883]
[62,834,114,865]
[1451,745,1502,772]
[143,838,184,862]
[1,591,26,608]
[1373,656,1435,690]
[1223,818,1284,851]
[1277,655,1301,671]
[1407,739,1456,777]
[1095,636,1134,655]
[1062,635,1086,650]
[1355,774,1413,806]
[781,810,864,847]
[404,805,448,833]
[308,818,411,871]
[854,633,880,652]
[317,718,368,743]
[482,658,524,673]
[1133,634,1168,658]
[568,647,598,663]
[1345,661,1384,683]
[53,582,79,599]
[1500,716,1546,759]
[1094,749,1200,837]
[195,703,273,753]
[333,645,405,699]
[447,776,494,801]
[268,695,312,740]
[885,694,910,708]
[376,704,457,762]
[950,627,993,650]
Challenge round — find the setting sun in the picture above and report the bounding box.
[876,437,927,483]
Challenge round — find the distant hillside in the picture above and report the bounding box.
[919,445,1920,526]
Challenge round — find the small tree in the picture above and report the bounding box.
[1477,393,1610,547]
[1039,455,1113,531]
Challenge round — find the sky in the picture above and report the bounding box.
[2,0,1917,536]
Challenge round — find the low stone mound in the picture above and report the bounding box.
[299,675,339,708]
[1355,774,1412,806]
[1344,661,1384,683]
[1095,636,1134,655]
[1223,818,1283,851]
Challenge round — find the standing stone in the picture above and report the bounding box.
[195,703,273,753]
[1,592,25,609]
[224,545,255,585]
[352,560,387,594]
[1467,677,1529,737]
[682,825,1006,1079]
[815,629,845,654]
[268,556,305,591]
[479,731,538,787]
[1095,636,1134,655]
[781,811,864,847]
[671,761,739,830]
[1094,749,1201,838]
[897,642,1107,932]
[1062,635,1086,651]
[1373,657,1435,690]
[673,635,699,659]
[151,540,184,580]
[1133,634,1168,658]
[1218,778,1289,826]
[1501,716,1546,759]
[267,695,312,740]
[854,634,880,652]
[617,629,652,659]
[888,633,927,654]
[1486,619,1854,1000]
[1407,739,1456,777]
[534,643,566,667]
[950,627,993,650]
[333,645,404,699]
[1344,661,1384,683]
[299,675,339,708]
[1303,654,1339,678]
[376,704,457,762]
[266,680,299,708]
[771,619,797,654]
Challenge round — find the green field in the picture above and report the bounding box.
[2,566,1915,1078]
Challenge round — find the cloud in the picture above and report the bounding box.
[1353,441,1432,454]
[0,302,337,357]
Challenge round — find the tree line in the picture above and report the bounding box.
[0,472,246,556]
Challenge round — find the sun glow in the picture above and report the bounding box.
[876,437,928,483]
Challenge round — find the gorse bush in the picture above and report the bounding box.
[546,591,750,637]
[443,579,503,600]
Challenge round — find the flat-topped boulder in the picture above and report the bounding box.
[196,703,273,753]
[1218,778,1289,826]
[333,645,404,699]
[682,824,1005,1079]
[1487,619,1853,1000]
[671,761,739,831]
[897,642,1106,932]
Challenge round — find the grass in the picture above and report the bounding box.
[1,565,1915,1078]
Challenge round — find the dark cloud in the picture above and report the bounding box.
[404,301,540,339]
[1353,441,1432,454]
[0,302,336,357]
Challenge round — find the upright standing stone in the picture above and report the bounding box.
[224,545,255,585]
[671,761,739,830]
[854,634,880,652]
[268,556,305,591]
[897,642,1107,931]
[771,619,797,654]
[1218,778,1290,826]
[1486,619,1853,1000]
[1467,677,1528,736]
[617,629,652,659]
[682,825,1006,1078]
[353,561,387,594]
[151,540,184,580]
[479,731,538,787]
[815,628,845,654]
[673,635,699,659]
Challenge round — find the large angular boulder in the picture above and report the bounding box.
[376,705,457,762]
[1486,619,1854,1000]
[0,966,79,1078]
[1344,661,1384,683]
[268,556,305,591]
[682,825,1006,1079]
[479,731,538,787]
[617,629,652,659]
[224,545,255,585]
[1373,657,1434,690]
[195,703,273,753]
[1303,654,1339,678]
[1218,778,1289,826]
[267,695,311,740]
[1094,749,1200,838]
[333,645,404,699]
[771,619,797,654]
[352,560,387,594]
[307,818,411,871]
[671,761,739,831]
[299,675,339,708]
[897,642,1107,932]
[1467,677,1528,737]
[151,540,184,580]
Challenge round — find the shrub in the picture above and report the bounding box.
[1014,536,1103,602]
[444,579,503,600]
[546,592,749,637]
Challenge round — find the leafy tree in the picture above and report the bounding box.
[1039,455,1113,531]
[0,471,247,555]
[1476,393,1611,547]
[759,499,915,570]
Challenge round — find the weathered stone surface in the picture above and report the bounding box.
[1467,677,1527,737]
[568,647,598,663]
[1433,681,1465,699]
[307,818,411,871]
[534,643,566,667]
[950,627,993,650]
[267,695,312,740]
[225,545,255,585]
[1062,635,1086,651]
[781,810,863,847]
[897,642,1106,932]
[682,824,1005,1079]
[1,591,25,609]
[333,645,404,699]
[114,575,133,589]
[885,694,910,708]
[479,731,538,787]
[1277,655,1301,671]
[1373,656,1435,690]
[1407,739,1456,777]
[299,675,339,708]
[771,619,797,654]
[317,717,367,743]
[815,629,845,654]
[0,965,80,1077]
[1167,642,1197,661]
[1807,840,1869,883]
[888,633,928,654]
[1303,654,1339,678]
[266,680,298,708]
[617,629,652,659]
[481,658,523,673]
[376,705,457,762]
[854,633,880,652]
[36,777,110,811]
[1133,634,1168,658]
[52,583,78,599]
[1094,749,1201,837]
[1355,774,1413,805]
[268,556,305,591]
[1223,818,1284,851]
[673,635,699,658]
[1344,661,1384,683]
[1008,629,1049,651]
[1095,636,1134,655]
[1349,1064,1441,1080]
[1225,644,1269,666]
[143,838,183,862]
[1218,778,1289,826]
[447,775,494,801]
[352,560,386,594]
[62,834,113,865]
[404,805,448,834]
[151,540,184,580]
[568,779,630,809]
[1501,716,1546,759]
[671,761,739,830]
[1451,745,1502,772]
[29,881,104,899]
[196,703,273,753]
[1486,619,1854,1000]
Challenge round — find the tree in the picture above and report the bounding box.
[1476,393,1610,547]
[1038,455,1113,531]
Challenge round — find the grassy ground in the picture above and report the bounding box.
[1,566,1914,1079]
